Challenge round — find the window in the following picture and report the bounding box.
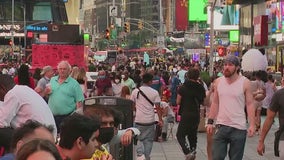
[33,2,52,21]
[0,2,24,21]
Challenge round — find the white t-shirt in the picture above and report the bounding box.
[160,101,174,117]
[131,85,161,123]
[0,85,57,136]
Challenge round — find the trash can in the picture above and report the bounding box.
[85,96,134,160]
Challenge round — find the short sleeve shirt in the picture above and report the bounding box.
[122,78,136,93]
[36,77,50,91]
[48,76,84,115]
[269,88,284,140]
[131,85,161,123]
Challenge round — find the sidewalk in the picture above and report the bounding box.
[151,116,279,160]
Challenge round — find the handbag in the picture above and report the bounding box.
[137,87,159,122]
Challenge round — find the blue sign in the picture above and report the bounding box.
[26,25,48,31]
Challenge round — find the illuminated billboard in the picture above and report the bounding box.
[266,1,284,33]
[188,0,208,21]
[207,5,240,30]
[229,30,239,42]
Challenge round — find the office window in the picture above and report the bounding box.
[33,2,52,21]
[0,2,24,21]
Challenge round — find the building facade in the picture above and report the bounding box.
[0,0,68,59]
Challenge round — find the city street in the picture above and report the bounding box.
[151,116,279,160]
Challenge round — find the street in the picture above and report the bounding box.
[151,116,279,160]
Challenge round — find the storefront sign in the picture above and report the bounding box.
[0,32,24,37]
[26,25,48,32]
[0,24,21,31]
[253,15,268,46]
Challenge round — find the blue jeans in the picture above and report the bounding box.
[212,125,247,160]
[134,123,155,160]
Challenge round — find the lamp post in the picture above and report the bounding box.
[209,0,217,77]
[11,0,15,53]
[23,4,26,50]
[159,0,164,48]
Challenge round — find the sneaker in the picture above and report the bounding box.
[185,150,196,160]
[137,154,146,160]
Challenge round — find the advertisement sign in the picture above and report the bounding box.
[253,15,268,46]
[207,5,239,30]
[266,1,284,33]
[175,0,188,30]
[229,30,239,42]
[0,24,24,37]
[188,0,208,22]
[32,44,87,69]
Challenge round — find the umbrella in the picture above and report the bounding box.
[241,49,268,72]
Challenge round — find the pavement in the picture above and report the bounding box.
[151,116,279,160]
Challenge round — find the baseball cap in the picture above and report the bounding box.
[224,55,240,66]
[40,66,53,76]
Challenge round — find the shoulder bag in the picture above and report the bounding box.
[137,87,159,122]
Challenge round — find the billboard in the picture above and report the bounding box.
[229,30,239,42]
[32,44,87,69]
[266,1,284,33]
[207,5,239,30]
[188,0,208,21]
[175,0,188,30]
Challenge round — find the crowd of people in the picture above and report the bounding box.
[0,50,284,160]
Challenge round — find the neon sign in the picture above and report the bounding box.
[26,25,48,31]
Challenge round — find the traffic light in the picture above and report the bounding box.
[124,22,130,33]
[27,31,33,38]
[105,29,110,40]
[138,21,143,30]
[83,33,90,45]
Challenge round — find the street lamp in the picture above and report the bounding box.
[209,0,217,77]
[22,4,26,50]
[11,0,15,52]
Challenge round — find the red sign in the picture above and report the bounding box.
[218,46,226,57]
[175,0,188,31]
[32,44,87,69]
[253,15,268,46]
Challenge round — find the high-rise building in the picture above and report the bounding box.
[140,0,160,31]
[65,0,81,24]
